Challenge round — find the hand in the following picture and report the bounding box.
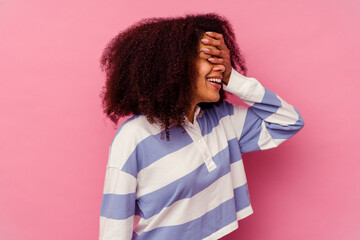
[200,32,232,85]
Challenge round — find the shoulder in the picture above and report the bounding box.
[107,115,162,169]
[113,114,165,140]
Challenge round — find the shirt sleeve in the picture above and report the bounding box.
[223,67,305,154]
[99,137,138,240]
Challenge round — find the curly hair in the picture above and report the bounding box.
[100,12,247,140]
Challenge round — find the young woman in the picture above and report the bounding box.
[99,13,304,240]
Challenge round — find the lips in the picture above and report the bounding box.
[207,80,222,90]
[206,76,222,89]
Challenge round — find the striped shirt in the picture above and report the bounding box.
[99,68,304,240]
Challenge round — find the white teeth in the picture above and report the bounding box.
[207,78,221,83]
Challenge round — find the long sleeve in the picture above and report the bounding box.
[223,68,304,154]
[99,129,138,240]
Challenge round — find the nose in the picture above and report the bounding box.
[212,65,225,74]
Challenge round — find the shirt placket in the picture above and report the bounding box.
[185,120,217,172]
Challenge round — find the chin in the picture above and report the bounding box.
[214,93,221,102]
[208,95,220,103]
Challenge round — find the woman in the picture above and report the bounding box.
[99,13,304,240]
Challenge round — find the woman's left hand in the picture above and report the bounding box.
[200,32,232,85]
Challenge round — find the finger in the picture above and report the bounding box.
[208,57,225,64]
[201,38,221,48]
[205,32,226,47]
[201,47,223,58]
[205,32,228,52]
[198,50,213,59]
[205,31,223,40]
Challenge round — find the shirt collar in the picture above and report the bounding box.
[183,105,203,128]
[194,105,201,119]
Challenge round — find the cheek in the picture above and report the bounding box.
[198,63,212,76]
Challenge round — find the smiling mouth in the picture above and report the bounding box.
[206,78,222,90]
[206,78,222,85]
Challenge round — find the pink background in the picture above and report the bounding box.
[1,0,359,239]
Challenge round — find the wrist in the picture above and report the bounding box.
[222,67,246,95]
[222,72,231,86]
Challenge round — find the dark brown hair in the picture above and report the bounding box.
[100,13,247,139]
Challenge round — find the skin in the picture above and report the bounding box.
[187,31,232,123]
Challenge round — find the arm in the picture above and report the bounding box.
[223,67,305,153]
[99,134,138,240]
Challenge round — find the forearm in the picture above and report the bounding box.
[223,67,304,152]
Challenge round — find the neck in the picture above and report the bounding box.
[187,104,197,124]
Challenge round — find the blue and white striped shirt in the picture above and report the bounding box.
[99,68,304,240]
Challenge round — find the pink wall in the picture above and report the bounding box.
[1,0,359,239]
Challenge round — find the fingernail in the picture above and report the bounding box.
[208,58,215,61]
[201,38,209,43]
[202,48,210,52]
[206,31,212,35]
